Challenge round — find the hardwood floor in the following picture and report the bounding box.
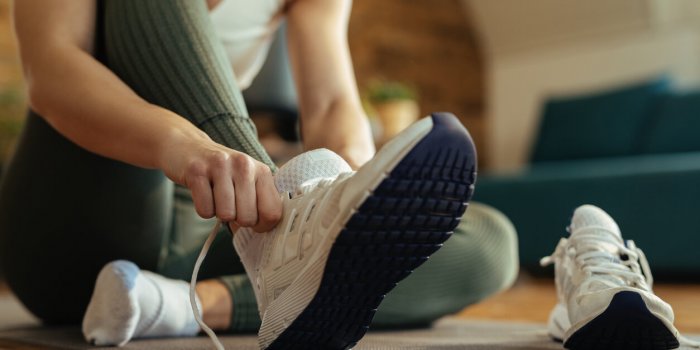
[0,340,46,349]
[456,274,700,333]
[0,276,698,350]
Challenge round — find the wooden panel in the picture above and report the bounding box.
[348,0,487,166]
[0,0,22,86]
[0,0,27,164]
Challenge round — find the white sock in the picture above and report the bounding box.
[82,260,201,346]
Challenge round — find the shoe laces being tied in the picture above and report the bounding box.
[540,225,654,293]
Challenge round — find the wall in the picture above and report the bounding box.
[348,0,487,166]
[466,0,700,170]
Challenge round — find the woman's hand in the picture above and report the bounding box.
[159,128,282,233]
[15,0,282,233]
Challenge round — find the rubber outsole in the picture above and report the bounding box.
[564,291,680,350]
[265,112,477,350]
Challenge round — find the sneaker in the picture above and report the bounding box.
[541,204,683,350]
[234,112,477,349]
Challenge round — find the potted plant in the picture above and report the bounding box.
[0,87,26,175]
[365,80,419,144]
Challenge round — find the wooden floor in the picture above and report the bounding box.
[1,276,699,349]
[456,274,700,333]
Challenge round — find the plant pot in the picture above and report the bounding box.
[373,99,419,143]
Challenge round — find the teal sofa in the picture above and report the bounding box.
[473,80,700,277]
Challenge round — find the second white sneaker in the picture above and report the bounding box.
[234,112,477,349]
[541,205,682,350]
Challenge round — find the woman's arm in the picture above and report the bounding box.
[15,0,188,171]
[286,0,376,169]
[13,0,281,231]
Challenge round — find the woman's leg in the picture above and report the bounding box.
[372,202,520,328]
[101,0,270,332]
[0,110,172,324]
[103,0,275,169]
[0,0,268,329]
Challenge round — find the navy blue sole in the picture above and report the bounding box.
[564,291,680,350]
[265,112,477,350]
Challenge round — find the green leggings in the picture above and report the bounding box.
[0,0,518,332]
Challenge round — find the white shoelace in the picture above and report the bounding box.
[190,220,226,350]
[541,226,653,293]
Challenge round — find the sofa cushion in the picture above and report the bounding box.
[475,152,700,274]
[531,78,668,163]
[642,91,700,154]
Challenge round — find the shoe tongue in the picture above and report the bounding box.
[274,148,352,194]
[570,204,622,252]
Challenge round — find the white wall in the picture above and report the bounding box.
[464,0,700,170]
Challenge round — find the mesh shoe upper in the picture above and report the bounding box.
[233,149,353,317]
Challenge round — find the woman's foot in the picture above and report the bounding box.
[82,260,201,346]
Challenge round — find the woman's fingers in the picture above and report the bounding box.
[212,165,236,222]
[232,155,258,227]
[188,174,215,219]
[252,165,283,233]
[183,147,282,232]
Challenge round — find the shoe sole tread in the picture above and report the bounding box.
[266,113,477,350]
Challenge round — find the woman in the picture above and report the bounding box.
[0,0,518,348]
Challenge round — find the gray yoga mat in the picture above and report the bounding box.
[1,291,698,349]
[1,318,699,350]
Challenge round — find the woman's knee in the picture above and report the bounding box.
[371,203,519,328]
[458,202,519,296]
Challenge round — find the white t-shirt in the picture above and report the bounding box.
[210,0,286,90]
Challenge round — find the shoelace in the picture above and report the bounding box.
[540,226,652,291]
[190,220,226,350]
[541,226,700,348]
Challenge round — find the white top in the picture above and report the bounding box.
[210,0,285,90]
[210,0,286,90]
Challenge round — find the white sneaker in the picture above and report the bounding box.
[541,204,682,350]
[234,112,477,349]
